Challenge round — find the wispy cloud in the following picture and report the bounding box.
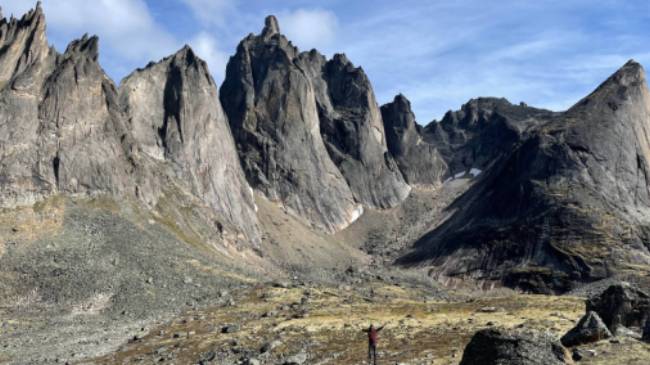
[278,9,338,52]
[3,0,648,121]
[2,0,180,82]
[189,32,229,82]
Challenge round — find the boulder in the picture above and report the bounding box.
[560,311,612,347]
[586,282,650,334]
[459,329,572,365]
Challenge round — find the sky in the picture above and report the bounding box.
[2,0,650,123]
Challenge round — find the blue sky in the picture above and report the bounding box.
[3,1,650,123]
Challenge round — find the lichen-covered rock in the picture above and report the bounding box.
[561,311,612,347]
[381,94,447,186]
[460,329,572,365]
[120,46,259,242]
[586,283,650,334]
[220,16,364,233]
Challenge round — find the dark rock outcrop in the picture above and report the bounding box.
[586,283,650,334]
[316,54,410,207]
[561,311,612,347]
[399,61,650,293]
[381,94,447,186]
[220,16,360,233]
[120,46,259,241]
[220,16,410,232]
[423,97,554,177]
[459,329,572,365]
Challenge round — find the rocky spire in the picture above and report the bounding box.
[261,15,280,37]
[120,45,261,242]
[63,33,99,61]
[318,54,411,208]
[0,1,50,87]
[380,94,447,186]
[220,16,361,233]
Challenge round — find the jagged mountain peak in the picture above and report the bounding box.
[262,15,280,38]
[382,93,417,128]
[63,34,99,61]
[570,59,647,114]
[392,93,411,105]
[1,1,44,24]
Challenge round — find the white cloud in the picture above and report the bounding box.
[279,9,338,52]
[181,0,236,27]
[2,0,178,63]
[189,32,229,82]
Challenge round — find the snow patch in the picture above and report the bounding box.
[469,168,482,177]
[348,204,364,224]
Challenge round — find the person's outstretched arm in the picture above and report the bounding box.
[377,325,385,331]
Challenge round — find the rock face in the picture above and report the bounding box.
[381,94,447,186]
[0,4,259,242]
[220,16,409,232]
[459,329,572,365]
[120,46,259,241]
[0,5,135,206]
[423,97,554,177]
[399,61,650,293]
[561,311,612,347]
[586,283,650,334]
[316,54,410,208]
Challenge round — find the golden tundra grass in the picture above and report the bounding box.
[81,283,650,365]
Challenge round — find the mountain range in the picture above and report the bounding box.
[1,3,649,303]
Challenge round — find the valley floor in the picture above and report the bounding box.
[52,283,648,365]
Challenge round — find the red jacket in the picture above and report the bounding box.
[366,325,384,345]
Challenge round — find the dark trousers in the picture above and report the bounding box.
[368,342,377,365]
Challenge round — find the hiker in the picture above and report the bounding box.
[363,324,385,365]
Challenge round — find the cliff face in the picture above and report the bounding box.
[220,16,363,233]
[120,46,259,242]
[381,94,447,186]
[220,16,412,233]
[0,4,260,242]
[316,54,410,208]
[0,5,134,206]
[399,61,650,293]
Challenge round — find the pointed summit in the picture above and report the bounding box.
[570,59,648,113]
[262,15,280,37]
[64,34,99,61]
[598,59,645,91]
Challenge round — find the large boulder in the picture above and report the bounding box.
[560,311,612,347]
[460,329,572,365]
[586,282,650,334]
